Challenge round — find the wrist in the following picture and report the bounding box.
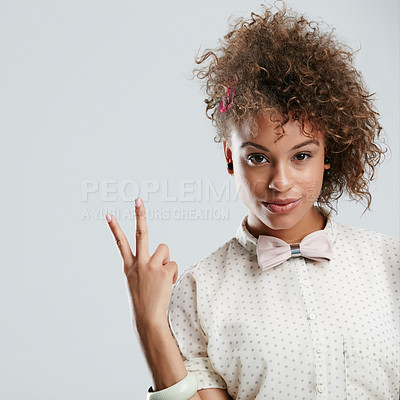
[147,372,198,400]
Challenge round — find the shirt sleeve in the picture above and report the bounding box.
[168,268,227,390]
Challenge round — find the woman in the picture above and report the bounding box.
[106,4,399,399]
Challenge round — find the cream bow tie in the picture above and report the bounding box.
[256,230,333,270]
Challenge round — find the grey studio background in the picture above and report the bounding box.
[0,0,398,398]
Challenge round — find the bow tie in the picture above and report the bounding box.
[256,230,333,271]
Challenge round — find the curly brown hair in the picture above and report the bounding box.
[194,3,386,213]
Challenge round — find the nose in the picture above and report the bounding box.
[268,163,294,193]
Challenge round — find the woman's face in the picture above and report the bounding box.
[224,113,330,240]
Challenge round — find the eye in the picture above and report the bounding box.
[293,152,311,161]
[247,154,268,165]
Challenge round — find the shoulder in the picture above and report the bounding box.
[172,234,250,298]
[176,236,238,282]
[332,220,399,267]
[334,220,399,247]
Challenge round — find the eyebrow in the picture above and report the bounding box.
[240,139,320,152]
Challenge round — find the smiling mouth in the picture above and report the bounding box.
[262,198,301,214]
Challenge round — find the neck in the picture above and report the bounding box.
[247,207,327,244]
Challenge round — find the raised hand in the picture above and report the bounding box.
[106,199,232,399]
[105,198,178,330]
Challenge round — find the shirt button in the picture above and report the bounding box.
[317,385,326,394]
[316,346,323,354]
[301,279,309,286]
[308,313,316,320]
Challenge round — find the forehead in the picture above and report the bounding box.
[231,113,325,147]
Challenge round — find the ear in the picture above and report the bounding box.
[324,155,331,170]
[223,141,232,162]
[223,141,234,174]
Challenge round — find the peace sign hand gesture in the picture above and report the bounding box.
[106,198,178,331]
[105,199,233,399]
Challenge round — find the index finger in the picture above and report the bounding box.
[105,213,135,265]
[135,198,150,260]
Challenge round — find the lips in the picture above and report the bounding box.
[265,198,299,205]
[262,198,301,214]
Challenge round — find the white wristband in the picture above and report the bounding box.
[146,373,198,400]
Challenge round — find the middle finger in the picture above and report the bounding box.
[135,198,150,261]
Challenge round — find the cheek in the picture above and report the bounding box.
[300,167,325,198]
[234,169,267,201]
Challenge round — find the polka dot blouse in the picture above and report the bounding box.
[168,215,400,399]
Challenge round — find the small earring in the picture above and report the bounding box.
[227,162,233,170]
[324,157,330,165]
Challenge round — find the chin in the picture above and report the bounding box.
[262,218,298,232]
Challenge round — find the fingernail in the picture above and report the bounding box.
[135,198,141,207]
[105,213,112,222]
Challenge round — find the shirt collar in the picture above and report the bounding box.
[235,208,338,256]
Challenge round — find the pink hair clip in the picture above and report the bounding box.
[219,86,235,113]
